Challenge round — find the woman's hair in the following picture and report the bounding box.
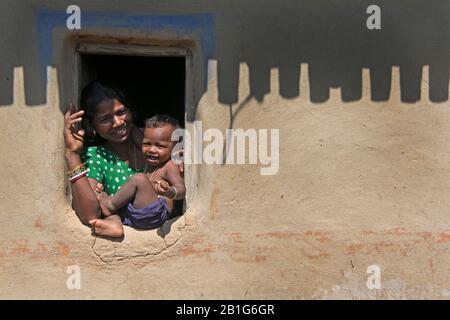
[80,81,134,146]
[80,81,128,120]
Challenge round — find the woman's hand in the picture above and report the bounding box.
[172,149,184,177]
[178,149,184,177]
[64,103,85,154]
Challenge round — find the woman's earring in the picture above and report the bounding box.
[87,126,95,136]
[86,127,96,143]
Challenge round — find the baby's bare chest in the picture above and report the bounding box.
[146,167,167,183]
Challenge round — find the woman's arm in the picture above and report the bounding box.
[63,105,102,224]
[65,152,102,224]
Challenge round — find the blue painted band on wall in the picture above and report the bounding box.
[37,9,215,72]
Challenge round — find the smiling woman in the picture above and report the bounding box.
[64,81,150,237]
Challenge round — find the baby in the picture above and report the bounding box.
[92,114,185,237]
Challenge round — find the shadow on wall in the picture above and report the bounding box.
[0,0,448,112]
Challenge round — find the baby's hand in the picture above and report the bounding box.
[94,183,108,202]
[93,183,114,217]
[154,180,172,197]
[96,192,114,217]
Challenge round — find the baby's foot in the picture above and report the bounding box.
[89,219,124,238]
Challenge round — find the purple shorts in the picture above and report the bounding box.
[119,197,169,230]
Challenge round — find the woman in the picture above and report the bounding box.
[64,81,154,237]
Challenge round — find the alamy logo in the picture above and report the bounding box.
[366,264,381,290]
[66,265,81,290]
[66,5,81,30]
[366,5,381,30]
[171,122,280,176]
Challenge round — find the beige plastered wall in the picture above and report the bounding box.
[0,2,450,298]
[2,59,450,299]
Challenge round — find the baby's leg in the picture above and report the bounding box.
[89,215,124,238]
[107,173,159,210]
[162,197,174,213]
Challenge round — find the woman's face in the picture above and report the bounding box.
[91,98,133,144]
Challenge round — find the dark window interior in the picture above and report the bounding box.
[80,54,185,127]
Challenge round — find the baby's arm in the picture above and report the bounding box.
[160,161,186,200]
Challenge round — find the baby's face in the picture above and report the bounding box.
[141,125,175,166]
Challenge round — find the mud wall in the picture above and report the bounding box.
[0,0,450,299]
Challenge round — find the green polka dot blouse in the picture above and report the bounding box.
[81,146,142,195]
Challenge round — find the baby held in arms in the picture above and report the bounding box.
[92,114,185,237]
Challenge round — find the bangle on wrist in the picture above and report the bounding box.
[67,163,87,182]
[68,170,87,183]
[170,186,178,200]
